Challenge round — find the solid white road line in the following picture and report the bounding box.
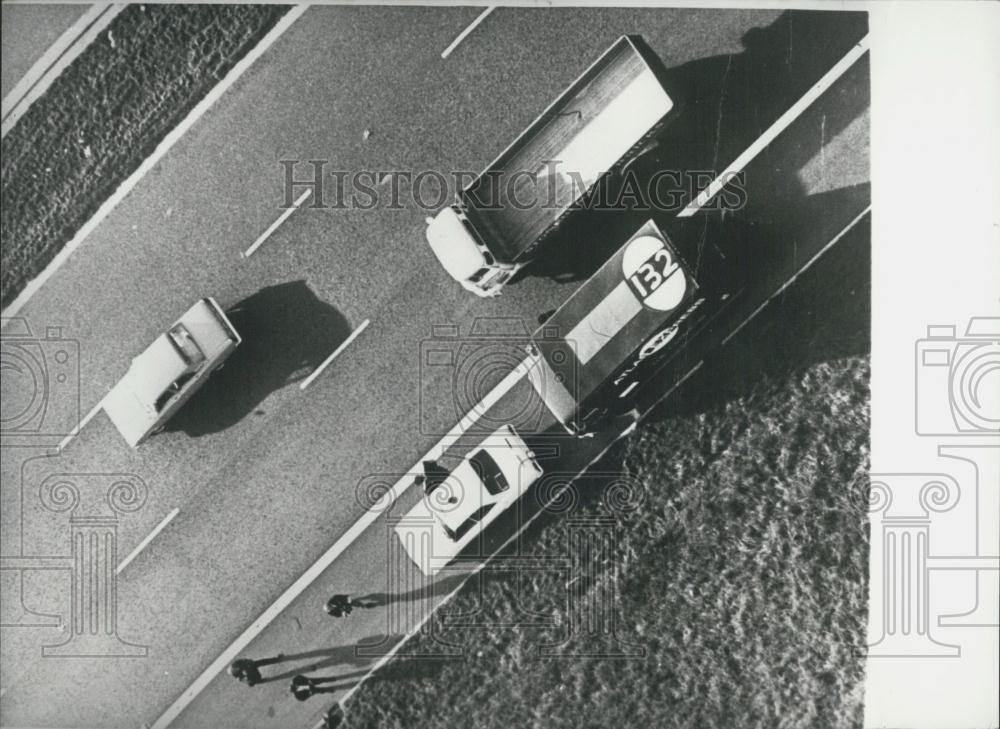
[721,205,871,347]
[679,34,870,218]
[56,397,105,452]
[1,4,126,137]
[116,508,179,575]
[440,7,495,59]
[326,128,874,719]
[242,188,313,258]
[299,319,371,390]
[150,355,531,729]
[328,374,665,722]
[1,5,310,324]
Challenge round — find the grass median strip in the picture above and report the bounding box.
[1,4,289,309]
[342,356,870,728]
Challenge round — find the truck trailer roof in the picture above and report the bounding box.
[461,36,674,262]
[531,219,701,411]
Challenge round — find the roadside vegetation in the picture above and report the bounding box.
[0,4,288,308]
[343,355,870,729]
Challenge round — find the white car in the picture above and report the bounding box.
[104,298,240,447]
[395,424,544,575]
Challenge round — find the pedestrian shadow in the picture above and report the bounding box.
[239,633,400,684]
[519,9,869,285]
[165,280,351,437]
[345,571,471,609]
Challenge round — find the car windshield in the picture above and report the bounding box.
[154,372,196,412]
[167,324,206,367]
[469,449,508,496]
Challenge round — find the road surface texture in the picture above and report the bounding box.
[0,3,90,100]
[0,7,868,729]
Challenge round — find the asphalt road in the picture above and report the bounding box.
[0,7,868,728]
[0,2,90,100]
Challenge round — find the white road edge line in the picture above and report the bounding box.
[56,398,105,452]
[1,4,126,137]
[299,319,371,390]
[440,7,495,60]
[150,356,531,729]
[330,195,868,710]
[678,34,870,218]
[318,34,875,703]
[1,5,310,324]
[116,508,179,575]
[157,34,872,727]
[325,362,693,725]
[242,188,312,258]
[720,205,871,347]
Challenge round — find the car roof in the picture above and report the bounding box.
[127,334,190,404]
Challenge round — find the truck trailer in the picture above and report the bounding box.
[526,216,747,435]
[426,35,676,296]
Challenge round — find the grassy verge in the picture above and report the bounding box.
[342,355,870,729]
[1,4,289,309]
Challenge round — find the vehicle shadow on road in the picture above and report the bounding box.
[165,280,351,437]
[646,186,871,425]
[520,8,869,286]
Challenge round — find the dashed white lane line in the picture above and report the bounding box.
[679,34,870,218]
[116,508,179,575]
[299,319,371,390]
[440,7,495,60]
[56,397,105,452]
[321,53,877,707]
[1,4,126,137]
[149,354,531,729]
[242,188,313,258]
[721,205,871,347]
[1,5,310,323]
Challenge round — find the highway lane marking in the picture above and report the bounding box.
[1,5,310,323]
[116,508,179,575]
[242,188,313,258]
[149,355,531,729]
[157,33,868,725]
[440,7,495,60]
[299,319,371,390]
[56,397,106,452]
[1,4,126,137]
[324,193,872,724]
[327,373,676,723]
[721,205,872,347]
[679,34,870,218]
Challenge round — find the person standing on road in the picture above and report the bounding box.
[229,659,263,686]
[228,654,285,686]
[324,594,354,618]
[290,675,314,701]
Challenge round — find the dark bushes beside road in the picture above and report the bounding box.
[1,4,288,308]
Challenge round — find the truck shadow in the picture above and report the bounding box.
[646,187,870,425]
[165,280,351,437]
[520,8,869,286]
